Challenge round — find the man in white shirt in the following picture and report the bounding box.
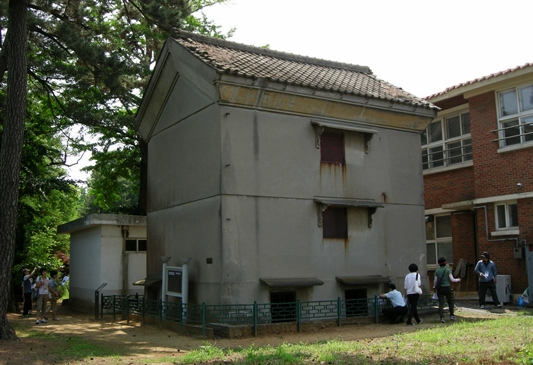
[379,283,408,324]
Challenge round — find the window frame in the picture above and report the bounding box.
[494,201,518,230]
[425,214,453,268]
[125,238,147,252]
[322,207,348,239]
[421,111,472,170]
[496,84,533,148]
[320,131,345,165]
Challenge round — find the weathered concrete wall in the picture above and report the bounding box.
[142,41,428,306]
[146,102,426,304]
[62,215,147,310]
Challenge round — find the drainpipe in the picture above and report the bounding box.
[472,206,531,296]
[472,206,518,246]
[472,205,518,293]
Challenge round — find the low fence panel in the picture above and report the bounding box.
[99,293,438,334]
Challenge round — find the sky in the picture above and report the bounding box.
[67,0,533,180]
[201,0,533,98]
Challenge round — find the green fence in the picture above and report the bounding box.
[100,294,437,335]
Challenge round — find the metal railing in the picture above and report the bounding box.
[100,294,437,336]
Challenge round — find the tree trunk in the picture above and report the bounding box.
[0,0,28,341]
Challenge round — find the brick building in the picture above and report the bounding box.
[423,63,533,300]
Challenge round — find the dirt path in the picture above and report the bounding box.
[0,303,504,365]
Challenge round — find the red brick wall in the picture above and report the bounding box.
[473,203,530,293]
[469,92,533,198]
[451,212,477,292]
[424,89,533,296]
[424,167,475,209]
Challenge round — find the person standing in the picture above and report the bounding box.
[35,268,50,324]
[404,263,422,326]
[379,283,408,324]
[48,270,61,321]
[434,257,461,323]
[474,252,502,309]
[21,267,37,317]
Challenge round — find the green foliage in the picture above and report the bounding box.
[2,89,81,286]
[2,0,233,290]
[171,316,533,364]
[12,0,233,215]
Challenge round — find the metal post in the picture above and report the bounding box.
[126,295,130,324]
[201,302,206,337]
[161,259,169,302]
[159,299,163,330]
[141,296,145,326]
[253,301,258,337]
[337,297,341,327]
[94,283,107,320]
[112,295,116,323]
[179,300,183,334]
[297,299,301,333]
[182,262,189,305]
[374,295,379,324]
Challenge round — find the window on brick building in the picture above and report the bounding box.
[425,215,453,266]
[497,84,533,148]
[495,201,518,230]
[421,112,472,170]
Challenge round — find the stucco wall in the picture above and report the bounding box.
[146,100,427,304]
[66,220,146,312]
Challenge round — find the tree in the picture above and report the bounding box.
[23,0,232,215]
[0,0,232,340]
[0,0,28,340]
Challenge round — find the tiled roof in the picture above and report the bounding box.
[171,29,436,110]
[426,63,533,99]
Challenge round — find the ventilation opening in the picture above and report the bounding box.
[270,291,296,323]
[345,288,368,317]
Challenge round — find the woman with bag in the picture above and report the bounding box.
[434,257,461,323]
[404,263,423,326]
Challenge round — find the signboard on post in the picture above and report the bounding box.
[161,257,189,305]
[167,268,183,296]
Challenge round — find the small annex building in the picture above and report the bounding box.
[135,29,438,307]
[57,214,147,312]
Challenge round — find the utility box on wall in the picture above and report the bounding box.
[513,247,524,259]
[486,275,512,304]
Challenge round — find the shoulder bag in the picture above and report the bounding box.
[414,273,423,294]
[435,268,447,291]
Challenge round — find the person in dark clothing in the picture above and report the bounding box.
[21,267,37,317]
[474,252,502,309]
[434,257,460,323]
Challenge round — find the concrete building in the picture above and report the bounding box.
[423,63,533,299]
[135,29,437,306]
[57,214,147,312]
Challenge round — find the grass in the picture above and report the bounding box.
[175,315,533,364]
[10,310,533,364]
